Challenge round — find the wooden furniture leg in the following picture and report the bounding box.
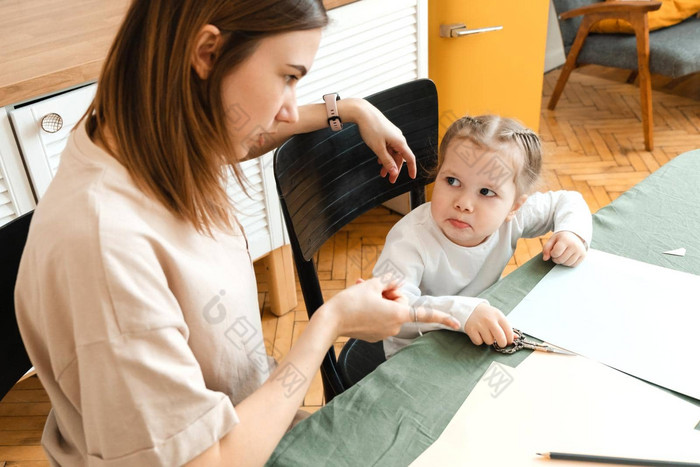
[548,16,595,110]
[266,244,298,317]
[631,13,654,150]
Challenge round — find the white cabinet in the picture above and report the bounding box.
[0,108,34,227]
[298,0,428,104]
[10,84,97,200]
[8,81,285,262]
[227,153,286,261]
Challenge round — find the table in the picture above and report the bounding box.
[0,0,357,107]
[267,149,700,466]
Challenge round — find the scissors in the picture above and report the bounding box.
[493,329,576,355]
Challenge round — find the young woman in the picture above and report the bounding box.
[14,1,459,465]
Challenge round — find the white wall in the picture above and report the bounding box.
[544,0,566,72]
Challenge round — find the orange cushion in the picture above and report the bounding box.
[590,0,700,34]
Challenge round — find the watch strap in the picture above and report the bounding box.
[323,93,343,131]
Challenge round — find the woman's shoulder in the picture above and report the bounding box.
[26,127,183,263]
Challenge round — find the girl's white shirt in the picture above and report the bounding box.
[374,192,592,358]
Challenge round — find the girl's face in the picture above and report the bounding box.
[430,138,527,247]
[221,29,322,159]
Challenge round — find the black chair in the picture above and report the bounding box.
[274,79,438,402]
[0,211,34,400]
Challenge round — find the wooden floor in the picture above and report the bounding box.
[2,66,699,465]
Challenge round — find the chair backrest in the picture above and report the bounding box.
[274,78,438,401]
[0,211,34,400]
[553,0,599,48]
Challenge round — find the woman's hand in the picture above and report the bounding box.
[542,230,587,267]
[263,99,417,182]
[340,98,418,183]
[320,277,459,342]
[465,303,514,348]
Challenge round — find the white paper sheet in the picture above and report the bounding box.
[664,247,686,256]
[411,354,700,466]
[506,248,700,400]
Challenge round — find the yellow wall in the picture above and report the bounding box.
[428,0,550,136]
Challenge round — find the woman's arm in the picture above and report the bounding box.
[245,98,417,183]
[186,302,337,467]
[186,278,460,467]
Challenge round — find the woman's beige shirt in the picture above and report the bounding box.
[15,122,269,466]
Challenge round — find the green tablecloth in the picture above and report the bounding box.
[268,149,700,467]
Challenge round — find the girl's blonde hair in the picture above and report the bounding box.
[82,0,328,234]
[438,115,542,195]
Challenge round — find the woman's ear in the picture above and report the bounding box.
[506,194,529,222]
[191,24,223,79]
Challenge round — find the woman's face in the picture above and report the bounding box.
[221,29,322,160]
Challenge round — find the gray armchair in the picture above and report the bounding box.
[548,0,700,151]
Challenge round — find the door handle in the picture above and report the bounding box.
[439,23,503,38]
[39,113,63,133]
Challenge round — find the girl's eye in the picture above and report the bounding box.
[447,177,460,187]
[479,188,496,197]
[285,75,300,83]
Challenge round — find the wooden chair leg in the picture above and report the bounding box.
[626,70,638,84]
[266,244,298,316]
[631,14,654,150]
[548,17,594,110]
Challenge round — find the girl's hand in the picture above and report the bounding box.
[341,98,417,183]
[465,303,514,348]
[323,277,459,342]
[542,231,587,267]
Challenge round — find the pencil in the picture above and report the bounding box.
[537,452,700,467]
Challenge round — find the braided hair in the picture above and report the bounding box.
[437,114,542,195]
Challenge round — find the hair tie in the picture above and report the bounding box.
[514,130,538,141]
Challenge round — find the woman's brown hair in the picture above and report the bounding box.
[83,0,328,234]
[437,114,542,195]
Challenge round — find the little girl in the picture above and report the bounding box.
[374,115,592,358]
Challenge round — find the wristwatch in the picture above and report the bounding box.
[322,93,343,131]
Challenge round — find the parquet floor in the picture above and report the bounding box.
[2,66,699,465]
